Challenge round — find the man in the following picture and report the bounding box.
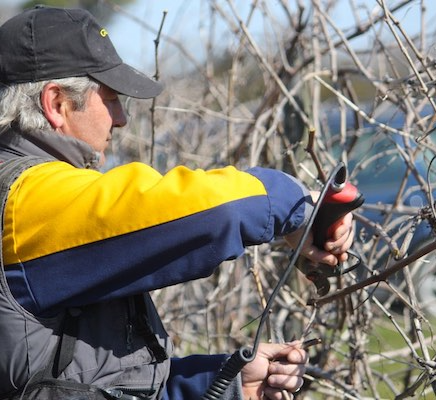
[0,6,354,400]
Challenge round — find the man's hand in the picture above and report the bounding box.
[284,211,354,266]
[241,342,307,400]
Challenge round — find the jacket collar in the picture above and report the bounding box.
[0,126,101,169]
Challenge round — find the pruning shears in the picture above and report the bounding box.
[297,164,365,296]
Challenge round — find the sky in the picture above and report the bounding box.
[106,0,428,75]
[1,0,430,75]
[107,0,270,72]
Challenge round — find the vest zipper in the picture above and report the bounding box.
[126,322,133,353]
[105,386,156,399]
[126,298,135,353]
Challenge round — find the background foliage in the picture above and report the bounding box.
[120,2,436,398]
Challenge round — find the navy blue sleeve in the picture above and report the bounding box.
[163,354,242,400]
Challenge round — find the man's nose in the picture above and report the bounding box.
[113,101,127,128]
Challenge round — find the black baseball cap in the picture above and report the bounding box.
[0,5,163,99]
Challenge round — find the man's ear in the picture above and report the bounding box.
[40,83,68,130]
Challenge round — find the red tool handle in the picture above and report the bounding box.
[313,168,364,250]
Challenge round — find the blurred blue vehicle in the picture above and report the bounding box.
[324,103,436,316]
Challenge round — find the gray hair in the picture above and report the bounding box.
[0,77,99,133]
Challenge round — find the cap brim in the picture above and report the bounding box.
[89,63,163,99]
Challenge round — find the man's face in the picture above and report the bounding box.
[61,84,127,165]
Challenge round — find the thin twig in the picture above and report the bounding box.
[311,240,436,306]
[149,10,167,167]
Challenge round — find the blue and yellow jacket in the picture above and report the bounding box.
[0,127,313,398]
[1,129,313,316]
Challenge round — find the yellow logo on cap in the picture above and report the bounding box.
[100,28,108,37]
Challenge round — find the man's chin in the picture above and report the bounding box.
[98,152,106,167]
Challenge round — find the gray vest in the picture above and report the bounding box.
[0,157,173,399]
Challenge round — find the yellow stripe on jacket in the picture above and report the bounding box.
[3,161,267,264]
